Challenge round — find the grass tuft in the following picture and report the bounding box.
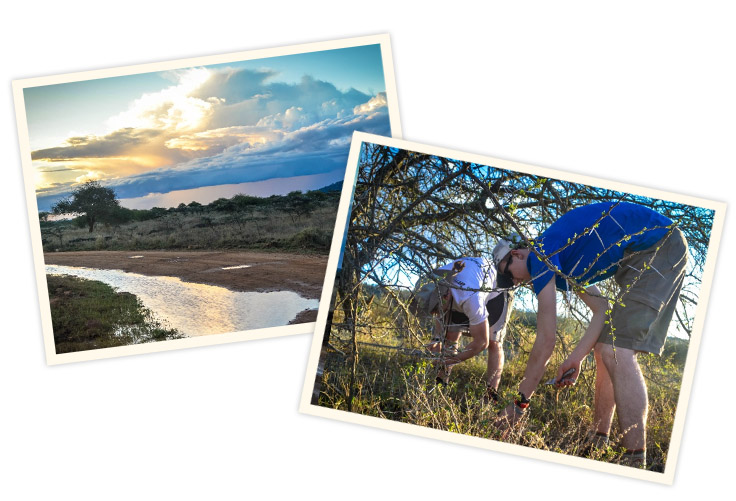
[47,274,184,353]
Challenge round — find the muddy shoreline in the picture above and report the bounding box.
[43,250,328,304]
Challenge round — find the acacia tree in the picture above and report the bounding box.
[51,181,121,233]
[321,142,715,408]
[337,143,712,335]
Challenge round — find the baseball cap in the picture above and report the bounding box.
[492,233,524,267]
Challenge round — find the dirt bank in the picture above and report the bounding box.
[43,250,328,300]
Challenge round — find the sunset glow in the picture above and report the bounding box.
[24,44,391,211]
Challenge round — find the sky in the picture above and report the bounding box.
[24,44,391,211]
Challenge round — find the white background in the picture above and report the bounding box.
[2,1,733,498]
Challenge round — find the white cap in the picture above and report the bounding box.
[492,233,524,266]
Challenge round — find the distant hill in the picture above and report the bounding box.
[316,181,343,193]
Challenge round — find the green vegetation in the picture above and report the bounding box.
[317,289,687,472]
[48,274,184,353]
[40,189,340,254]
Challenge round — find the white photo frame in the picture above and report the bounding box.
[300,132,725,484]
[13,36,401,365]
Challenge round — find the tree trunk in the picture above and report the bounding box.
[346,264,359,413]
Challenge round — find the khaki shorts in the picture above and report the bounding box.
[597,227,688,355]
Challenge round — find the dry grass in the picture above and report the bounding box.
[41,204,338,254]
[316,294,686,473]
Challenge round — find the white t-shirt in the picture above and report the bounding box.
[438,257,500,326]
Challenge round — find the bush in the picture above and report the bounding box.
[288,227,332,252]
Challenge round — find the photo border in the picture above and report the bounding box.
[299,131,726,484]
[13,35,402,365]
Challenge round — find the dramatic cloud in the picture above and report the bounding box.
[32,62,392,211]
[106,68,217,132]
[100,107,390,201]
[32,128,163,160]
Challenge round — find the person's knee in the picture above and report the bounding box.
[596,343,637,374]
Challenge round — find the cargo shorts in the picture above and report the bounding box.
[597,227,688,355]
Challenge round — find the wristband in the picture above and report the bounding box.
[514,392,530,410]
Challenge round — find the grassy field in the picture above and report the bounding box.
[48,274,184,353]
[40,191,339,254]
[316,289,688,473]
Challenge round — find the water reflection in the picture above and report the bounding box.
[46,264,318,336]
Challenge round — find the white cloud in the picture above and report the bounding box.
[106,68,216,132]
[353,92,388,115]
[164,126,284,152]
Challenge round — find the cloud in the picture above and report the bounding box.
[354,92,388,115]
[189,68,277,103]
[33,65,391,208]
[164,126,284,152]
[31,128,163,160]
[101,105,390,201]
[200,72,372,130]
[106,68,216,132]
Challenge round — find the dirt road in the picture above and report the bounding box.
[43,250,329,301]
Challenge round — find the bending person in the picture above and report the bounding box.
[494,201,687,469]
[409,256,514,403]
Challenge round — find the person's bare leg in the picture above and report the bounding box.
[443,330,461,351]
[598,344,647,451]
[485,340,504,390]
[427,320,462,353]
[436,328,462,383]
[593,343,616,436]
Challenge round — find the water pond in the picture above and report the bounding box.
[46,264,318,336]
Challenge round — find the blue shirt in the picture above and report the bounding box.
[528,202,674,295]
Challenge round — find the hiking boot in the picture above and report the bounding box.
[580,432,610,458]
[618,449,646,469]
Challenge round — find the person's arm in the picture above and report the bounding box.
[445,320,489,365]
[554,284,609,386]
[517,279,557,397]
[497,280,557,424]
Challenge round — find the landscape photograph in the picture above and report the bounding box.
[15,37,399,363]
[302,134,724,482]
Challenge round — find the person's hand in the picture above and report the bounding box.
[554,358,581,388]
[443,356,461,367]
[426,339,442,354]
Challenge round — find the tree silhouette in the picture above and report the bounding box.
[51,181,121,233]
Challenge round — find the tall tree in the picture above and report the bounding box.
[51,181,120,233]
